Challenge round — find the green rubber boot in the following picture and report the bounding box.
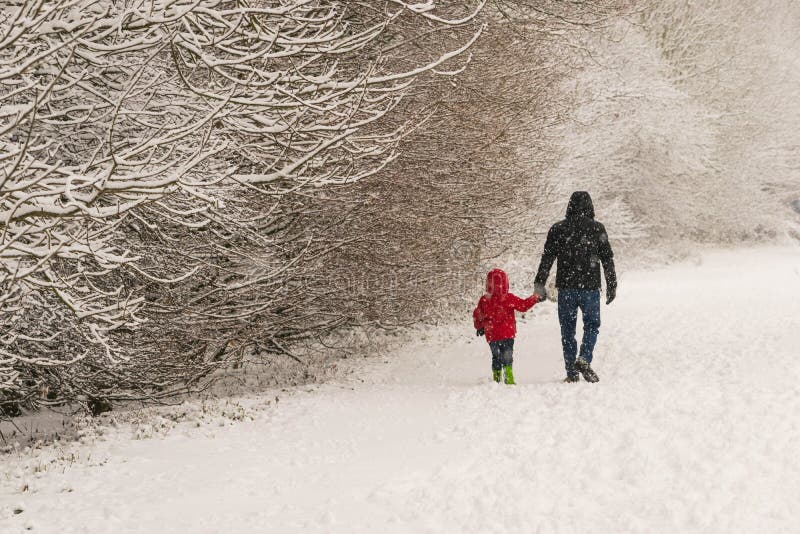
[492,369,502,383]
[503,365,516,385]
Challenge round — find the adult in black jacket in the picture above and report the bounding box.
[534,191,617,383]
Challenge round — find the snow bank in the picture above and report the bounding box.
[1,246,799,533]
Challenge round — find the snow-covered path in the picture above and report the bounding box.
[2,247,800,534]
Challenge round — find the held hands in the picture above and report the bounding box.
[533,283,547,301]
[476,329,485,337]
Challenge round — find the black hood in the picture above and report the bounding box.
[565,191,595,220]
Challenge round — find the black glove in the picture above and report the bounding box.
[606,285,616,305]
[476,329,485,337]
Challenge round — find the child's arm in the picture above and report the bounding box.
[509,293,541,313]
[473,298,486,331]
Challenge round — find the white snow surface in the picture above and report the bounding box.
[2,246,799,534]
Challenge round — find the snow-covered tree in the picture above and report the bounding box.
[0,0,485,412]
[545,0,800,245]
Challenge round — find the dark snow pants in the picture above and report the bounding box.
[489,338,515,371]
[558,289,601,378]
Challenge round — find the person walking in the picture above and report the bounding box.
[473,269,542,384]
[533,192,617,383]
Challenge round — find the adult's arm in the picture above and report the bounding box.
[598,223,617,291]
[534,225,558,286]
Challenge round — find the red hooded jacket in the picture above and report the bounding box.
[473,269,540,342]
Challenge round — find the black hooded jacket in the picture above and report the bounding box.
[535,192,617,291]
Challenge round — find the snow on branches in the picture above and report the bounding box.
[0,0,483,412]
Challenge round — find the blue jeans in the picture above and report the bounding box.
[489,339,514,371]
[558,289,601,377]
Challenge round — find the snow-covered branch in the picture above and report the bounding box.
[0,0,485,412]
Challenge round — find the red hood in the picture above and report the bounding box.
[485,269,509,297]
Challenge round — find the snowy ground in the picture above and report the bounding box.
[1,246,799,534]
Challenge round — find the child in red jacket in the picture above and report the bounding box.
[473,269,541,384]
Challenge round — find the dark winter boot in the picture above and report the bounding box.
[563,375,580,383]
[574,358,599,383]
